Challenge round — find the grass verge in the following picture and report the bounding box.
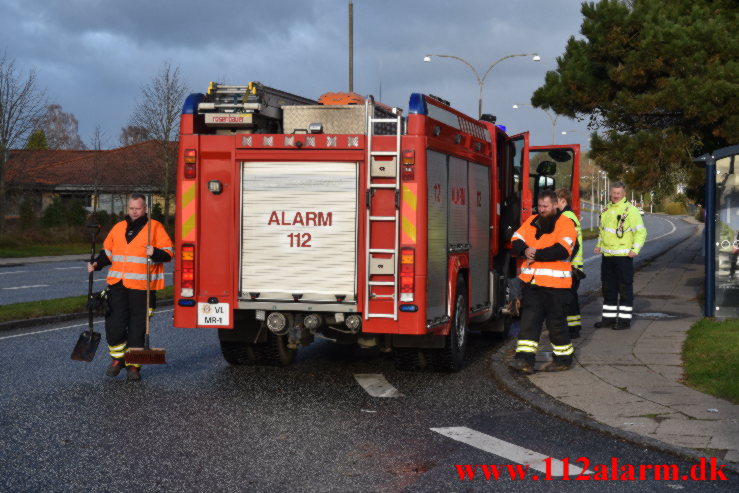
[683,318,739,404]
[0,286,174,324]
[0,243,88,258]
[582,227,599,241]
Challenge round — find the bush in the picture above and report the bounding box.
[19,198,37,231]
[151,202,164,222]
[41,198,88,228]
[663,201,688,215]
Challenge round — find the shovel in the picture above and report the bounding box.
[71,222,102,362]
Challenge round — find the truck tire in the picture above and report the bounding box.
[434,276,468,372]
[251,332,296,367]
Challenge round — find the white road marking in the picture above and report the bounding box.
[431,427,593,477]
[583,215,678,265]
[0,270,26,275]
[0,308,174,341]
[354,373,404,398]
[2,284,50,290]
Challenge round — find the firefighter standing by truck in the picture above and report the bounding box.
[87,194,173,381]
[556,188,584,339]
[593,181,647,329]
[509,190,577,374]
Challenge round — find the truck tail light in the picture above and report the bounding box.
[184,149,197,179]
[402,149,415,181]
[181,244,195,297]
[400,247,415,302]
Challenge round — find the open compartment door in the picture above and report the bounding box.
[500,132,530,244]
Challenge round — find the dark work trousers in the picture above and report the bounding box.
[105,282,156,351]
[518,284,572,362]
[565,276,581,336]
[600,256,634,323]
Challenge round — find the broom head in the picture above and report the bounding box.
[125,347,166,365]
[71,330,101,362]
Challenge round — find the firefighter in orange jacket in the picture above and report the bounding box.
[509,190,577,374]
[87,194,173,381]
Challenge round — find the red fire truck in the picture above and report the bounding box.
[173,82,580,371]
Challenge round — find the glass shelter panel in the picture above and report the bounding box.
[715,152,739,316]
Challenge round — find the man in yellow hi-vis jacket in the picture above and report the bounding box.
[594,182,647,330]
[88,194,173,381]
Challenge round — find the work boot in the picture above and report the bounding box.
[126,366,142,382]
[593,319,614,329]
[105,358,125,377]
[508,356,535,375]
[612,320,631,330]
[543,357,573,372]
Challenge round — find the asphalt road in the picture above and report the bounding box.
[1,216,736,492]
[0,260,174,305]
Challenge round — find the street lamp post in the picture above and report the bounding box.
[513,103,558,143]
[424,53,541,118]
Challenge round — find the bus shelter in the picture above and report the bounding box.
[695,144,739,317]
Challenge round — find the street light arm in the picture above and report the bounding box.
[480,53,537,83]
[425,54,481,83]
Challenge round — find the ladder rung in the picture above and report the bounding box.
[371,294,395,299]
[369,216,396,221]
[369,249,395,254]
[370,118,399,124]
[370,151,399,156]
[365,313,396,319]
[369,281,395,286]
[369,183,397,189]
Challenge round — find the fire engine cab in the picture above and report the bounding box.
[174,82,579,371]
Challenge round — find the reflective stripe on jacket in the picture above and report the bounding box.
[597,198,647,256]
[104,219,173,290]
[561,209,583,269]
[514,214,576,289]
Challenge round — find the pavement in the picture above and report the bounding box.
[0,253,88,266]
[491,221,739,472]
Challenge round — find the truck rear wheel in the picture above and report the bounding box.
[219,325,296,367]
[434,276,468,372]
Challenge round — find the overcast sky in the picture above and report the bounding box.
[1,0,592,150]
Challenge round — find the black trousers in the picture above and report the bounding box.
[565,276,581,334]
[105,282,156,352]
[518,284,572,361]
[600,256,633,322]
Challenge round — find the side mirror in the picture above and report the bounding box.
[536,160,557,176]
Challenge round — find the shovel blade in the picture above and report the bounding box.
[71,331,102,362]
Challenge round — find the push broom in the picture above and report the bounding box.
[125,205,166,365]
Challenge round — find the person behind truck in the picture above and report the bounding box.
[87,194,173,382]
[509,190,577,374]
[556,188,584,339]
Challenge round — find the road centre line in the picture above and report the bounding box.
[431,427,593,477]
[0,308,174,341]
[0,270,27,275]
[354,373,404,397]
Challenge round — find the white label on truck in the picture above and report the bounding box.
[241,162,358,302]
[197,303,230,326]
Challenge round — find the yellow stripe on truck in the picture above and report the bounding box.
[181,181,197,241]
[401,184,417,244]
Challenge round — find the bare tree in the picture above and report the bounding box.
[36,104,86,150]
[0,52,46,233]
[119,125,151,147]
[128,61,188,226]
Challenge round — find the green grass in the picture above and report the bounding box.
[683,318,739,404]
[0,285,174,323]
[582,227,599,240]
[0,243,89,258]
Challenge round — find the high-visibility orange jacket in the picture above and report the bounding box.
[512,212,576,289]
[103,218,173,290]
